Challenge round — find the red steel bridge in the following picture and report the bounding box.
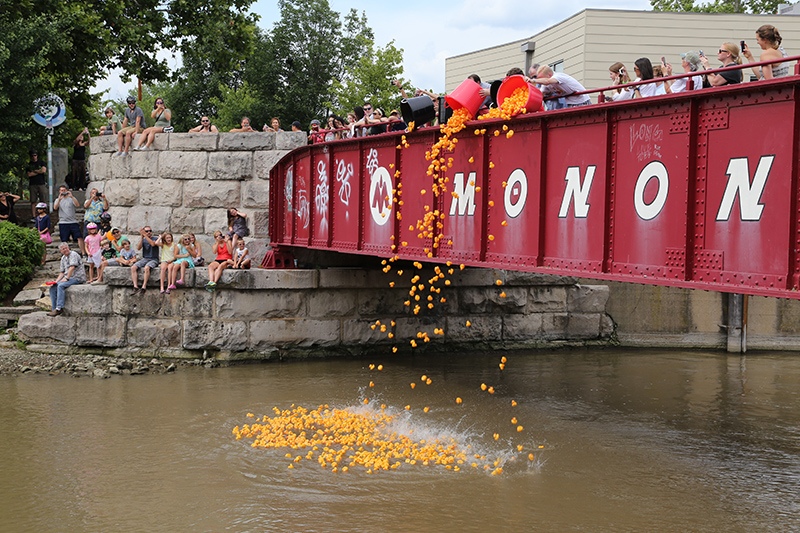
[269,62,800,300]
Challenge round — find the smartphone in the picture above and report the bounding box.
[661,56,666,65]
[741,40,746,51]
[699,50,704,57]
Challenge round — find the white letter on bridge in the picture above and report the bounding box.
[559,166,595,218]
[716,156,773,221]
[634,161,669,221]
[449,171,477,216]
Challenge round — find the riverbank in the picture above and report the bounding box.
[0,334,218,376]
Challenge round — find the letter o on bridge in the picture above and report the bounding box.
[634,161,669,221]
[504,169,527,219]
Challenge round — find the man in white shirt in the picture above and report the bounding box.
[535,65,591,108]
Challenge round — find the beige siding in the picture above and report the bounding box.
[447,9,800,99]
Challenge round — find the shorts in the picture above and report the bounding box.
[120,126,143,135]
[59,222,82,243]
[29,184,48,207]
[105,259,120,266]
[134,258,159,270]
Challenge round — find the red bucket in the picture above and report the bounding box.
[497,75,543,114]
[445,78,484,119]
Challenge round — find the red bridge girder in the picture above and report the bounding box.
[269,77,800,299]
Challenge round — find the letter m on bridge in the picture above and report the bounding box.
[449,172,477,216]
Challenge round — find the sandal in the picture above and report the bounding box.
[160,289,166,294]
[168,284,177,290]
[176,279,184,286]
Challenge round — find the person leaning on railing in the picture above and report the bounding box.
[608,62,633,101]
[535,65,591,107]
[664,51,704,93]
[742,24,789,80]
[700,43,742,86]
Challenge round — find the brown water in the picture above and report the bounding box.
[1,349,799,532]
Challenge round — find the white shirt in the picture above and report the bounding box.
[542,73,590,105]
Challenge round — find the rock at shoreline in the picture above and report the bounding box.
[0,346,188,377]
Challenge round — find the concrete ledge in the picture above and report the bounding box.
[17,268,614,359]
[218,132,275,151]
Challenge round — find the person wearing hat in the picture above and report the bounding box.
[34,202,50,263]
[114,95,145,157]
[291,121,302,132]
[106,226,124,253]
[98,211,112,236]
[26,150,47,220]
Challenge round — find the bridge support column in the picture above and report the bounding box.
[726,293,748,353]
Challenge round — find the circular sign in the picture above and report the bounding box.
[369,167,393,226]
[33,94,66,128]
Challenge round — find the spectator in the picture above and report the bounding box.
[743,25,789,80]
[99,107,121,136]
[536,65,591,108]
[608,62,633,101]
[623,58,658,98]
[26,150,47,220]
[98,211,112,237]
[114,95,145,157]
[652,64,671,95]
[701,44,742,86]
[130,226,158,295]
[230,117,256,132]
[71,128,89,190]
[308,119,325,143]
[189,116,219,133]
[227,208,248,249]
[54,185,85,256]
[134,97,172,150]
[367,108,389,136]
[106,226,124,253]
[95,237,134,284]
[47,243,85,317]
[156,232,174,294]
[388,110,406,132]
[291,121,302,132]
[264,117,283,132]
[83,188,109,237]
[206,231,233,291]
[35,202,50,264]
[0,192,20,225]
[84,222,103,282]
[232,239,251,269]
[325,116,337,142]
[664,52,704,93]
[167,233,195,290]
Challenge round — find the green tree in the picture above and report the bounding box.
[330,39,405,119]
[0,0,257,187]
[650,0,780,13]
[209,82,259,131]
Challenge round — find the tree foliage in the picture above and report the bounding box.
[650,0,780,13]
[0,222,45,300]
[0,0,257,186]
[242,0,404,129]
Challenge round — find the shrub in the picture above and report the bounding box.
[0,222,45,301]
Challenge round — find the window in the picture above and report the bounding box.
[551,60,564,73]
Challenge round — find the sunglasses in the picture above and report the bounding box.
[156,101,163,104]
[201,120,209,123]
[718,49,728,54]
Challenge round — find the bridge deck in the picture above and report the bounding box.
[270,76,800,299]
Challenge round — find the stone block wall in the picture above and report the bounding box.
[18,268,613,360]
[88,132,305,243]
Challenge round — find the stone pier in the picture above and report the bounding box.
[17,268,613,360]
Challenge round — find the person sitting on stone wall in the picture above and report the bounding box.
[189,116,219,133]
[134,97,172,151]
[263,117,283,132]
[230,117,256,132]
[114,95,146,157]
[99,107,121,136]
[130,226,159,295]
[48,243,85,316]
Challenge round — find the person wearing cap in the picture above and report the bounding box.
[48,243,85,316]
[106,226,124,253]
[84,222,103,282]
[83,187,109,237]
[54,184,85,256]
[230,117,256,132]
[34,202,50,264]
[291,121,302,132]
[114,95,145,157]
[388,109,406,132]
[26,150,47,220]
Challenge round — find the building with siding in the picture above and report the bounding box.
[445,9,800,97]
